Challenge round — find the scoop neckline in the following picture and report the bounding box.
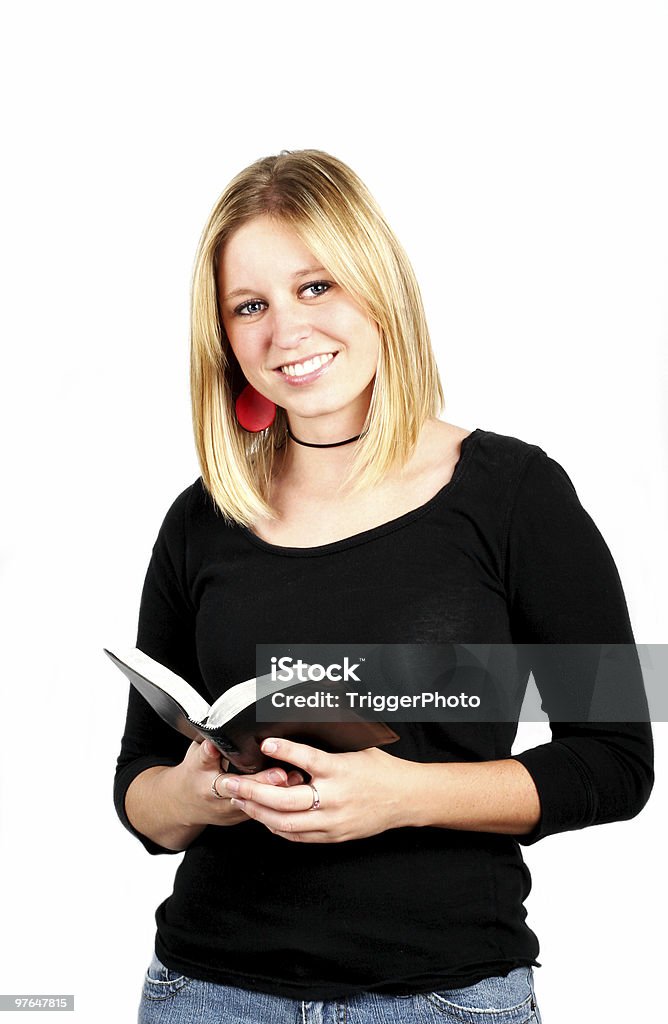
[238,428,484,558]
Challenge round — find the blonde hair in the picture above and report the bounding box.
[190,149,444,526]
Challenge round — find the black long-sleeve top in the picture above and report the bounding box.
[113,428,653,998]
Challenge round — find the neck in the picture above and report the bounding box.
[285,397,370,447]
[287,425,364,449]
[274,412,367,493]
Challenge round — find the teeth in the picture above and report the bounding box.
[281,353,335,377]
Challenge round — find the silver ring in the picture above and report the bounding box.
[211,772,227,799]
[309,783,321,810]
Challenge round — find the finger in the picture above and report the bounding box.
[199,739,223,765]
[252,766,288,786]
[222,777,315,811]
[260,738,327,778]
[210,766,287,803]
[270,829,329,844]
[230,799,323,836]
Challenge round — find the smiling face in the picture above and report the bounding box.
[217,216,380,440]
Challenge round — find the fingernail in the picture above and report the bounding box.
[268,770,284,783]
[262,739,278,754]
[224,778,240,794]
[230,798,246,808]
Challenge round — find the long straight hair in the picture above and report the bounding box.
[190,150,444,526]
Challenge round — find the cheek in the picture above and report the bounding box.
[225,325,264,371]
[354,316,381,364]
[324,306,379,353]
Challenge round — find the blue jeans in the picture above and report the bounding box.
[138,950,542,1023]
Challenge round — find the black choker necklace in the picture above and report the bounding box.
[287,426,364,449]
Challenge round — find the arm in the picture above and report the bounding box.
[113,487,301,853]
[113,487,207,854]
[125,765,206,853]
[211,739,540,842]
[504,450,654,843]
[124,741,303,852]
[407,757,541,833]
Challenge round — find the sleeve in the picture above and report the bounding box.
[505,450,654,845]
[113,484,207,855]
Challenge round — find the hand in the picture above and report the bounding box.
[168,739,305,829]
[218,737,416,843]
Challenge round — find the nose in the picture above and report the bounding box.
[269,301,312,351]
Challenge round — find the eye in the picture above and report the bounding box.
[234,299,267,317]
[300,280,332,298]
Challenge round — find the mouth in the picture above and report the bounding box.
[274,351,338,379]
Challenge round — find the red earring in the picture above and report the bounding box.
[235,384,277,432]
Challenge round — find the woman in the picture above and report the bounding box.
[114,150,653,1023]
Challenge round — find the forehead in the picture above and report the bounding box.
[218,216,319,289]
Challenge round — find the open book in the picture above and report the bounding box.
[105,646,399,773]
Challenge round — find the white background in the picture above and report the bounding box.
[1,2,666,1021]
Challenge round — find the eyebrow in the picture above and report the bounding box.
[222,266,328,302]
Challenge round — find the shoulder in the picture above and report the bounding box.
[469,434,601,564]
[463,427,578,500]
[147,479,222,596]
[437,426,587,545]
[414,420,568,512]
[155,477,217,545]
[423,419,546,473]
[467,427,545,474]
[166,477,219,518]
